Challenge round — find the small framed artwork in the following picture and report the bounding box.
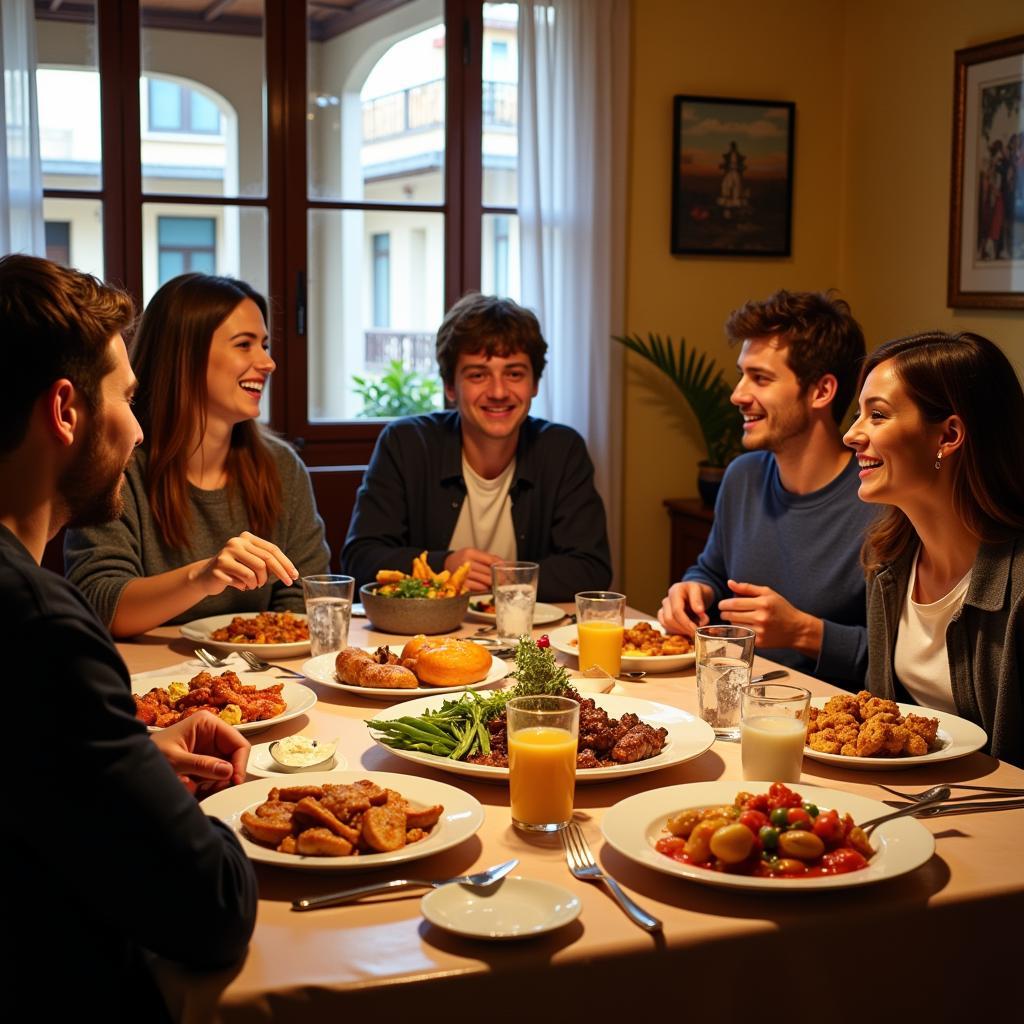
[948,34,1024,310]
[671,95,795,257]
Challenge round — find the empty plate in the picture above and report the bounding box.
[421,876,580,940]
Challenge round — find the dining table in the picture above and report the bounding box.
[122,607,1024,1022]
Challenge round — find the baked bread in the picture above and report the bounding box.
[400,636,491,687]
[335,647,418,689]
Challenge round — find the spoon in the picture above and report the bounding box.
[858,784,950,835]
[292,858,520,911]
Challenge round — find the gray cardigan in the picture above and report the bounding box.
[64,436,330,627]
[866,537,1024,767]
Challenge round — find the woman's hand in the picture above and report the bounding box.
[151,710,250,795]
[188,531,299,596]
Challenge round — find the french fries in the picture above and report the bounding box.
[375,552,471,598]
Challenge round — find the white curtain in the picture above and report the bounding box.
[0,0,44,256]
[518,0,630,587]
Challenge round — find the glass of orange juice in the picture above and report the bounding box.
[575,591,626,676]
[507,695,580,833]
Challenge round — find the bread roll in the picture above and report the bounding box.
[405,638,492,687]
[335,647,418,689]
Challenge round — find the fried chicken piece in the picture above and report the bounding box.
[276,835,297,854]
[611,722,668,763]
[575,749,602,769]
[293,797,361,844]
[861,696,901,720]
[881,724,911,756]
[405,803,443,829]
[353,779,389,805]
[133,697,160,726]
[903,732,929,756]
[271,785,325,802]
[904,713,940,748]
[296,827,353,857]
[405,828,427,844]
[840,742,858,756]
[808,728,842,754]
[255,800,296,819]
[822,694,861,719]
[855,718,890,756]
[319,784,373,818]
[361,803,407,852]
[241,810,295,845]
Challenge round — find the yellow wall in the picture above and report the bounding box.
[623,0,1024,616]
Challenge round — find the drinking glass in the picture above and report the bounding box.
[301,574,355,657]
[694,625,756,738]
[740,682,812,782]
[575,591,626,676]
[506,695,580,833]
[491,561,539,642]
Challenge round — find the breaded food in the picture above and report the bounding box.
[806,691,941,759]
[211,611,309,644]
[132,670,286,728]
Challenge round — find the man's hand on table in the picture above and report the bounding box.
[445,547,505,592]
[151,710,250,796]
[718,579,824,656]
[658,580,714,635]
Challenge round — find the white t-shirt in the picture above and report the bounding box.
[893,548,972,715]
[447,456,518,563]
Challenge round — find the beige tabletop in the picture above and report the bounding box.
[124,608,1024,1021]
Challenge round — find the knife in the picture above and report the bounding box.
[749,670,788,684]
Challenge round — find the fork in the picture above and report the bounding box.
[879,782,1024,801]
[239,650,305,677]
[561,822,662,932]
[195,647,229,668]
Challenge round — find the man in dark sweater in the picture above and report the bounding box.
[343,294,612,601]
[659,290,877,687]
[0,255,257,1020]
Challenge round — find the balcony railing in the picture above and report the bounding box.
[362,79,516,142]
[364,329,437,375]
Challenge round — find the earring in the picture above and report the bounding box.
[935,450,943,470]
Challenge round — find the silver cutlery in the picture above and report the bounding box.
[880,782,1024,801]
[561,821,662,932]
[749,670,788,685]
[239,650,305,677]
[291,857,519,911]
[195,647,229,668]
[858,785,950,835]
[914,798,1024,818]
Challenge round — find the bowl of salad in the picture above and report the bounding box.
[359,556,471,635]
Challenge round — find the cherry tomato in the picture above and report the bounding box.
[769,807,790,827]
[536,635,550,649]
[767,783,803,809]
[819,848,868,874]
[743,793,771,814]
[655,836,687,855]
[812,809,844,845]
[738,809,769,834]
[787,807,812,829]
[759,825,780,850]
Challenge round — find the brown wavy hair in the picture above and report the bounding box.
[131,274,282,549]
[860,330,1024,571]
[0,254,133,454]
[725,289,865,424]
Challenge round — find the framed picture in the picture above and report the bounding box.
[948,34,1024,310]
[671,95,795,257]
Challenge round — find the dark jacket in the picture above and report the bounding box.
[342,411,612,601]
[867,537,1024,766]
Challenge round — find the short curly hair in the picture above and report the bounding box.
[435,293,547,386]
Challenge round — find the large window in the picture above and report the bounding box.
[34,0,514,465]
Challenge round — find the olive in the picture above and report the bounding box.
[769,807,790,827]
[666,809,700,838]
[771,858,807,875]
[777,829,826,861]
[709,823,755,864]
[803,802,819,818]
[759,825,780,849]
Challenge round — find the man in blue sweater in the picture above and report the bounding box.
[659,290,877,687]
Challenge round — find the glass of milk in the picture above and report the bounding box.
[740,682,812,782]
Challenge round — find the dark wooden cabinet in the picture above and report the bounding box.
[663,498,714,585]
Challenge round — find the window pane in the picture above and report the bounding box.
[35,1,101,192]
[308,0,445,204]
[142,203,267,305]
[140,1,266,197]
[482,3,518,207]
[482,213,520,300]
[308,209,444,422]
[42,197,103,278]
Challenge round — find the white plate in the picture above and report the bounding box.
[179,613,311,659]
[368,692,715,783]
[803,698,988,770]
[421,877,581,940]
[246,740,350,779]
[202,770,484,871]
[547,619,695,674]
[301,647,511,701]
[466,594,567,626]
[601,781,935,892]
[131,671,317,735]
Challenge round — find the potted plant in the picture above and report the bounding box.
[351,360,441,418]
[612,332,742,505]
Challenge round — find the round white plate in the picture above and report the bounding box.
[131,671,316,735]
[601,781,935,892]
[547,619,695,674]
[368,692,715,783]
[202,770,484,871]
[466,594,567,626]
[421,877,580,940]
[803,698,988,770]
[246,740,350,779]
[301,647,511,701]
[179,613,311,659]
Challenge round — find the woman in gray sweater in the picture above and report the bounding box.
[65,274,329,637]
[843,331,1023,766]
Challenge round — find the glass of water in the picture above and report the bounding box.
[491,561,540,643]
[301,574,355,658]
[695,625,756,739]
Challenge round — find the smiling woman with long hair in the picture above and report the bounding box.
[843,330,1024,766]
[65,274,329,637]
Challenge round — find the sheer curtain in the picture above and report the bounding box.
[0,0,44,256]
[518,0,630,586]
